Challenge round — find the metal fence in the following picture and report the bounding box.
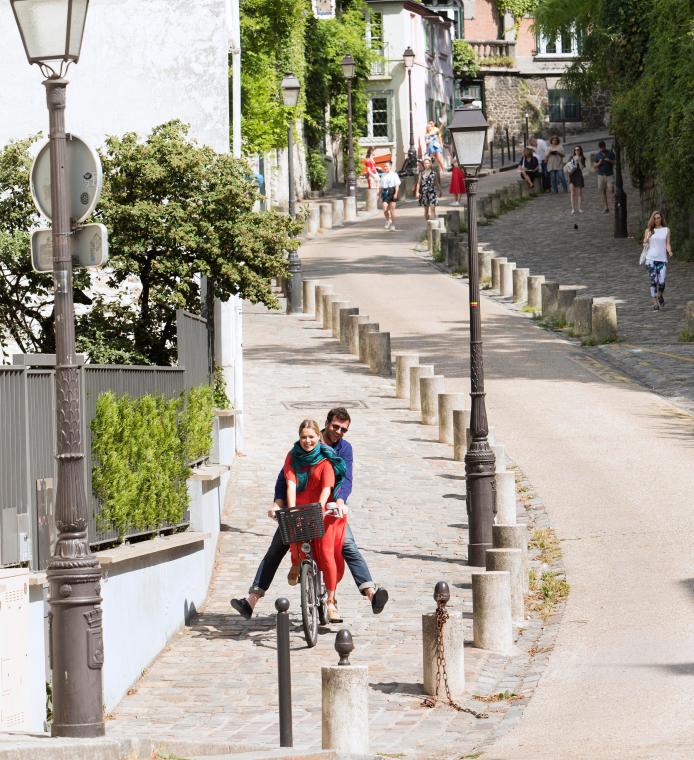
[0,309,211,569]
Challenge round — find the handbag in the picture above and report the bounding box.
[639,241,649,266]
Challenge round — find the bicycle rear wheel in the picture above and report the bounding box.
[300,562,318,647]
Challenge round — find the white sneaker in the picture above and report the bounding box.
[389,225,397,231]
[384,221,391,230]
[571,209,575,215]
[451,201,460,206]
[578,209,584,214]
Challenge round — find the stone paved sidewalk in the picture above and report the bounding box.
[106,300,561,759]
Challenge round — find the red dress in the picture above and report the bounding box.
[283,453,346,590]
[449,165,466,195]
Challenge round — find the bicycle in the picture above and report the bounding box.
[276,501,329,647]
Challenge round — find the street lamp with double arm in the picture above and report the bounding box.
[340,54,357,197]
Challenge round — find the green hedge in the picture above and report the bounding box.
[91,385,214,541]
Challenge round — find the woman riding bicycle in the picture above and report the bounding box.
[283,419,347,623]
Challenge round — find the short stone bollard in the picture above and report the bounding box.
[500,261,516,297]
[338,307,359,346]
[519,181,530,199]
[480,249,494,282]
[347,314,369,355]
[330,198,344,228]
[493,524,529,593]
[410,365,434,412]
[541,281,560,318]
[485,548,524,623]
[527,274,545,311]
[432,224,442,256]
[343,195,357,223]
[322,294,339,330]
[445,210,462,233]
[472,571,513,654]
[495,471,517,525]
[438,393,466,444]
[319,202,333,231]
[493,444,506,472]
[685,301,694,333]
[365,187,378,212]
[420,375,445,426]
[453,409,471,461]
[422,582,465,701]
[491,257,507,291]
[367,331,392,377]
[306,205,320,237]
[394,353,419,399]
[322,630,369,755]
[572,295,593,336]
[330,301,350,339]
[557,287,577,323]
[512,268,530,303]
[302,279,319,316]
[479,195,493,220]
[315,284,334,323]
[358,322,379,364]
[591,297,618,342]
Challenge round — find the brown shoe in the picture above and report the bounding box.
[287,565,299,586]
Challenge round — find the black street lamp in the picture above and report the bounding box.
[9,0,105,737]
[341,55,357,197]
[613,137,628,238]
[281,72,301,218]
[448,101,496,568]
[399,46,418,177]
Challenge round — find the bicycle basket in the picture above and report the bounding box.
[276,502,325,545]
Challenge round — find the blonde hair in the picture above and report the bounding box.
[298,419,321,437]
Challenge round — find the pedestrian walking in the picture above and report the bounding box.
[379,160,401,231]
[594,140,616,213]
[545,135,568,193]
[518,147,540,188]
[230,408,389,620]
[364,147,379,189]
[448,157,466,205]
[531,133,549,189]
[415,157,441,220]
[565,145,586,214]
[425,119,446,172]
[642,211,673,311]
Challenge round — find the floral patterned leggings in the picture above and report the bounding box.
[647,261,667,297]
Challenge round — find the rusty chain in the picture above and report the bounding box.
[422,600,489,719]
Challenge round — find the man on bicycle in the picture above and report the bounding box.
[230,407,388,620]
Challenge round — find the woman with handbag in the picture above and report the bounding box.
[565,145,586,214]
[642,211,673,311]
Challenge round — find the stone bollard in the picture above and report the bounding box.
[519,181,530,199]
[338,307,359,346]
[512,268,530,303]
[306,205,320,237]
[367,332,392,377]
[557,287,577,324]
[315,284,333,323]
[438,393,466,444]
[471,571,513,654]
[322,630,369,755]
[331,301,350,339]
[493,444,506,472]
[302,279,319,316]
[319,202,333,231]
[432,224,442,256]
[453,409,471,461]
[420,375,445,426]
[490,192,502,217]
[358,322,380,364]
[445,209,462,232]
[686,301,694,333]
[440,233,450,265]
[591,298,618,342]
[395,353,419,399]
[322,294,339,330]
[480,195,493,220]
[541,281,560,318]
[495,471,517,525]
[427,219,439,252]
[572,295,593,336]
[493,524,529,593]
[527,274,545,311]
[422,582,465,700]
[491,257,507,291]
[481,250,494,282]
[410,365,434,412]
[343,195,357,223]
[365,187,378,212]
[500,261,516,297]
[330,198,344,228]
[486,548,524,623]
[347,314,369,355]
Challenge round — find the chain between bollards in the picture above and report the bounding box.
[422,582,488,719]
[275,598,293,747]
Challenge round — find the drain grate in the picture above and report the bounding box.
[281,400,369,411]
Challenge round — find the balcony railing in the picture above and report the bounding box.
[469,40,516,68]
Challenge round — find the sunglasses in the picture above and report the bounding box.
[330,423,349,434]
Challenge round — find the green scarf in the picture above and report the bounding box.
[290,442,346,500]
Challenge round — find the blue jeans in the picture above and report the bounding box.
[550,169,568,193]
[249,523,374,597]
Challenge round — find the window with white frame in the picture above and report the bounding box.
[366,10,385,76]
[536,28,581,57]
[367,92,392,140]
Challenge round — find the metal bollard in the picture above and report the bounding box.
[285,251,303,315]
[275,598,293,747]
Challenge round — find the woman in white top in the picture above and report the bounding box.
[379,161,401,231]
[642,210,673,311]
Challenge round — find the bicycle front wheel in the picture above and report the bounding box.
[300,562,318,647]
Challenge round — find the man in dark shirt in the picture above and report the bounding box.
[594,140,616,214]
[230,407,388,620]
[518,147,540,188]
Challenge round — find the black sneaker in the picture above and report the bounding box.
[230,598,253,620]
[658,296,665,308]
[652,303,660,311]
[371,587,389,615]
